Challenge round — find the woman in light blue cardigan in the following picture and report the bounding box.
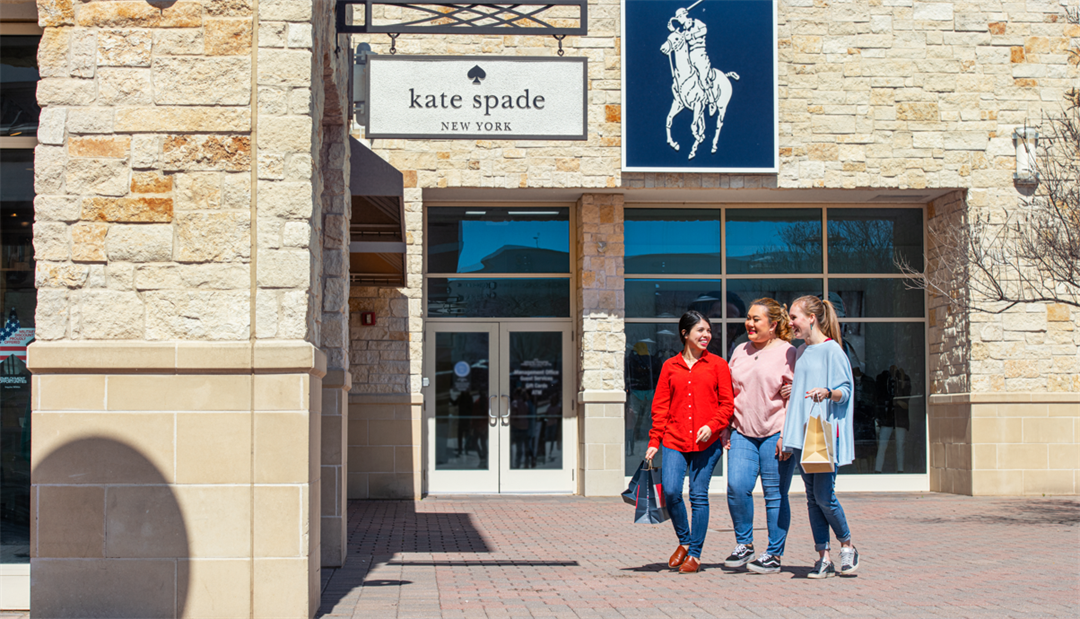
[781,295,861,579]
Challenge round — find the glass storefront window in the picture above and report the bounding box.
[427,207,570,274]
[830,278,924,318]
[626,206,926,479]
[433,332,491,470]
[625,279,722,319]
[1,36,41,137]
[625,209,721,274]
[0,149,35,565]
[841,322,926,475]
[726,278,824,319]
[726,208,822,274]
[828,208,923,273]
[427,278,571,318]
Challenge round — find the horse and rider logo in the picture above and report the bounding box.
[661,0,740,160]
[622,0,777,172]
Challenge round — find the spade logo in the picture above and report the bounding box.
[467,65,486,85]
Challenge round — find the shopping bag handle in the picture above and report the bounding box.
[643,458,658,471]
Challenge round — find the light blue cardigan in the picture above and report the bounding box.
[781,340,855,467]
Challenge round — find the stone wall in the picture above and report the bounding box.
[30,0,350,613]
[576,194,627,495]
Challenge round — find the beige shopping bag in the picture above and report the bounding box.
[800,413,836,474]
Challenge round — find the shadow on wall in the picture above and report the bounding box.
[32,438,189,618]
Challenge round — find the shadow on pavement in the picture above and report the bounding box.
[918,498,1080,526]
[318,501,494,617]
[387,560,578,567]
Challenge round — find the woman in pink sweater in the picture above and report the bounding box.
[721,298,797,574]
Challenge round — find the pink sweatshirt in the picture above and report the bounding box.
[728,340,797,438]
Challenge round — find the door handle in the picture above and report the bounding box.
[501,395,510,426]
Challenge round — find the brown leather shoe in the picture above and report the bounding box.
[679,556,701,574]
[667,545,689,568]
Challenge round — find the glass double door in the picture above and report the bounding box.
[425,322,574,493]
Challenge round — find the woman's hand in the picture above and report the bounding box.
[805,387,832,403]
[776,436,791,461]
[696,425,712,443]
[780,383,792,399]
[720,428,731,450]
[645,446,658,461]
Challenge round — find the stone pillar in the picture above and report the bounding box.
[575,194,626,496]
[29,0,346,615]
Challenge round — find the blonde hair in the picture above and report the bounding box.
[749,297,793,342]
[791,295,842,347]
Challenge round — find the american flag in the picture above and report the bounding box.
[0,309,34,365]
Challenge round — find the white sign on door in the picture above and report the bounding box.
[366,55,587,140]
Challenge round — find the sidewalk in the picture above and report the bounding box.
[319,493,1080,619]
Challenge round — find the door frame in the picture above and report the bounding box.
[423,320,577,494]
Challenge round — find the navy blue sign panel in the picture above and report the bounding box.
[622,0,778,172]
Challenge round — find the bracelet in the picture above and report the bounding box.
[826,388,832,400]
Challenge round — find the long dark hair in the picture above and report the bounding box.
[678,310,711,346]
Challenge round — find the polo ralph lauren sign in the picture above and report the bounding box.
[366,56,588,140]
[622,0,778,172]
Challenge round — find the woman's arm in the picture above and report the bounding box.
[707,360,735,436]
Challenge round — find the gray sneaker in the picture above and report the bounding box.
[807,558,834,579]
[839,547,860,576]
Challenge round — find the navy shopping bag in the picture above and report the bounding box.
[622,459,670,524]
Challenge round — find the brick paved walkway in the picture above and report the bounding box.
[319,493,1080,619]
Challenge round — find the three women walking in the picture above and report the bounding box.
[647,298,860,577]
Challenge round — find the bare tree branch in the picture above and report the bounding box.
[900,87,1080,313]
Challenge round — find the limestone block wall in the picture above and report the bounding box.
[576,194,626,496]
[27,342,326,618]
[347,394,424,499]
[930,393,1079,495]
[30,0,351,613]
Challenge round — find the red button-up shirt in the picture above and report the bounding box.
[648,350,735,453]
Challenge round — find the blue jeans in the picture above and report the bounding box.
[661,441,723,559]
[726,430,795,556]
[794,449,852,551]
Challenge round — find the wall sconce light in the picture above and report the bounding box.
[597,241,607,253]
[1013,127,1038,185]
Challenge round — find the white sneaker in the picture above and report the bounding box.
[839,547,860,576]
[807,558,834,579]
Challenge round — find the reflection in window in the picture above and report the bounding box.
[1,37,41,137]
[427,278,570,318]
[625,209,721,274]
[840,322,925,475]
[427,207,570,274]
[726,279,823,319]
[508,332,564,470]
[828,208,923,273]
[623,323,724,477]
[434,332,491,471]
[831,279,924,318]
[726,209,822,274]
[625,280,723,319]
[0,149,35,565]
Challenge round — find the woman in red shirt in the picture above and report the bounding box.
[645,311,735,574]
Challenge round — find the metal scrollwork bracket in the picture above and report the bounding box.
[388,32,400,54]
[553,34,566,56]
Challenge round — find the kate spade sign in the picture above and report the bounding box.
[366,56,587,140]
